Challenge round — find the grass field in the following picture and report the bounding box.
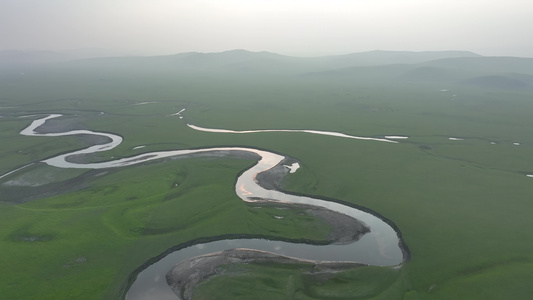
[1,51,533,299]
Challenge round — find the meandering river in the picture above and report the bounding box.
[11,114,407,300]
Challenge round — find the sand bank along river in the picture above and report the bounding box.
[10,114,408,300]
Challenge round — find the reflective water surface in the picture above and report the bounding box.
[11,114,406,300]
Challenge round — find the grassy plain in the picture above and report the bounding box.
[1,51,533,299]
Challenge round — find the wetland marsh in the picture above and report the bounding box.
[1,50,533,299]
[10,113,407,299]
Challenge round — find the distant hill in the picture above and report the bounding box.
[56,49,311,75]
[4,49,531,89]
[52,49,483,76]
[421,56,533,76]
[306,54,533,89]
[312,50,481,68]
[417,57,533,88]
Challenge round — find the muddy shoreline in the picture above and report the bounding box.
[247,201,370,245]
[166,248,366,300]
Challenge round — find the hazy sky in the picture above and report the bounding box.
[1,0,532,57]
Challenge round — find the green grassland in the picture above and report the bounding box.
[1,51,533,299]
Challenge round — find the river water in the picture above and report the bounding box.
[11,114,406,300]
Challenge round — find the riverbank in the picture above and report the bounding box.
[247,201,370,244]
[166,248,366,300]
[164,199,372,299]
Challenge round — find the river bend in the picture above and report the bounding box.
[9,114,407,300]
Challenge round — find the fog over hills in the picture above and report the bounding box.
[2,49,532,89]
[55,49,482,73]
[0,49,479,67]
[304,53,533,89]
